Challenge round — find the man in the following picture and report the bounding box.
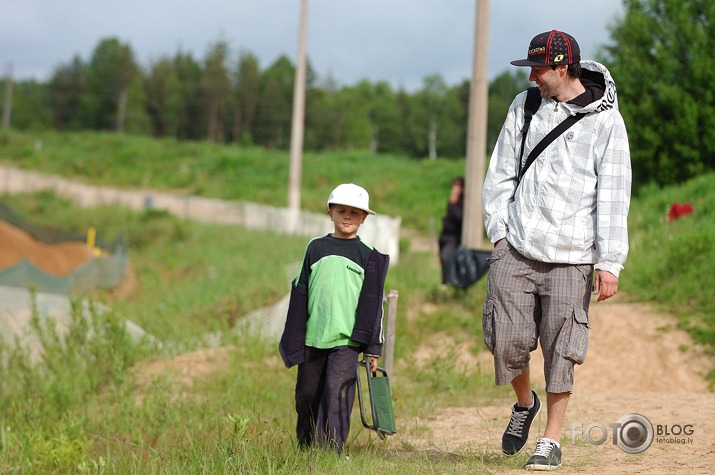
[482,30,631,470]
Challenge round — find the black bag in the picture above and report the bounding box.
[447,245,491,289]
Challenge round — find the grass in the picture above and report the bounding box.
[0,128,465,235]
[0,128,713,472]
[2,128,711,348]
[620,174,715,360]
[1,191,513,473]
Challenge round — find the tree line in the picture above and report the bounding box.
[2,0,714,190]
[1,37,529,160]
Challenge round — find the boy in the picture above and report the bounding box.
[279,183,390,454]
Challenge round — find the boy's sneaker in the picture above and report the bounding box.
[502,390,541,455]
[524,438,562,471]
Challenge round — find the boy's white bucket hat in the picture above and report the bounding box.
[327,183,375,215]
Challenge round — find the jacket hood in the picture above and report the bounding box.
[572,60,619,113]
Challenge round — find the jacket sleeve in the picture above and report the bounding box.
[278,282,308,368]
[483,93,523,243]
[351,250,390,356]
[278,247,312,368]
[594,110,632,277]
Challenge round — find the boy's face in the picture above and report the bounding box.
[328,204,367,239]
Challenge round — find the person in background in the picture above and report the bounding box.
[438,176,465,289]
[482,30,631,470]
[279,183,390,455]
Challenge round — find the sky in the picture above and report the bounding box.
[1,0,625,92]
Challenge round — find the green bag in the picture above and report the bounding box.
[356,361,396,438]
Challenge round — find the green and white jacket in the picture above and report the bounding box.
[279,234,389,368]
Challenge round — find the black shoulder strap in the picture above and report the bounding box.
[518,87,542,165]
[518,112,586,182]
[523,87,542,125]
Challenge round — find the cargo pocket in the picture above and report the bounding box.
[482,299,496,353]
[561,308,590,365]
[487,239,509,264]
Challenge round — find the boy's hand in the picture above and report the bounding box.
[364,355,379,373]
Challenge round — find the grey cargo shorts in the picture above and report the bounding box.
[482,239,593,393]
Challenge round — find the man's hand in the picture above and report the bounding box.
[593,270,619,302]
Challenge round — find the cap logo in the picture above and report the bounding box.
[528,46,546,56]
[554,54,565,63]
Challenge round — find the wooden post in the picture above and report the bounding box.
[383,289,398,379]
[462,0,490,249]
[2,63,13,129]
[287,0,309,232]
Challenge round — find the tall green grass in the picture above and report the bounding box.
[1,191,513,473]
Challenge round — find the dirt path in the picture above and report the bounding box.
[405,298,715,474]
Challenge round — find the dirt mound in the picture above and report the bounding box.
[0,219,93,276]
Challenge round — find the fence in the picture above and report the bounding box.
[0,166,402,263]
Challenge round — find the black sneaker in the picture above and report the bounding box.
[525,438,562,471]
[502,390,541,455]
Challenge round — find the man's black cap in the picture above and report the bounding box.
[511,30,581,67]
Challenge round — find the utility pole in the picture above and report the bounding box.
[2,63,12,129]
[287,0,309,232]
[462,0,490,249]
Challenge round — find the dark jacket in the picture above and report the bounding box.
[278,247,390,368]
[439,197,463,243]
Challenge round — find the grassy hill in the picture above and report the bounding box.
[621,176,715,348]
[2,128,711,330]
[0,129,713,473]
[0,128,464,235]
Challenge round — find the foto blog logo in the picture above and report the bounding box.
[572,413,654,454]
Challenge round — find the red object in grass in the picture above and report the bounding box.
[668,202,694,221]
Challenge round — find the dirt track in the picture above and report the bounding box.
[405,298,715,474]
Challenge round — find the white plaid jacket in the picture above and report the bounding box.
[483,61,631,277]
